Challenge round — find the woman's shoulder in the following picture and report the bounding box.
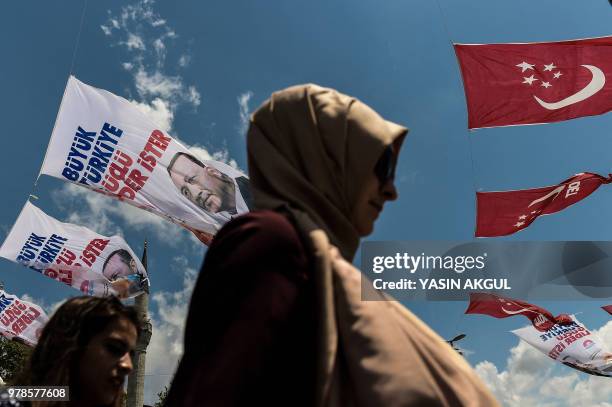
[224,209,297,230]
[213,210,304,249]
[205,210,310,273]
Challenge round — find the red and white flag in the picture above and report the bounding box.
[465,293,571,332]
[513,315,612,377]
[603,305,612,315]
[0,289,49,347]
[39,77,251,246]
[454,36,612,129]
[476,172,612,237]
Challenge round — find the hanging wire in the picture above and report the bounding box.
[69,0,89,75]
[433,0,479,338]
[434,0,453,48]
[465,128,480,237]
[33,0,89,190]
[434,0,480,232]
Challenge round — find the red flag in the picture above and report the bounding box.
[603,305,612,315]
[476,172,612,237]
[454,36,612,129]
[465,293,570,332]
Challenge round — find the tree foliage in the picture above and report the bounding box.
[154,385,168,407]
[0,336,31,382]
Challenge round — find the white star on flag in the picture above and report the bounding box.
[541,81,552,88]
[543,63,557,71]
[516,61,535,72]
[514,221,525,227]
[553,71,563,79]
[522,75,538,85]
[518,214,527,220]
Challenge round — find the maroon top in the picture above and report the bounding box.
[166,210,316,406]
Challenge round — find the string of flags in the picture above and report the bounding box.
[0,288,49,347]
[459,34,612,377]
[465,292,572,331]
[0,76,252,308]
[3,29,612,359]
[5,34,611,298]
[455,35,612,236]
[476,173,612,237]
[40,77,252,242]
[0,201,149,299]
[454,36,612,129]
[465,293,612,377]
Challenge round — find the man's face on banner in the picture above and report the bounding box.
[103,251,137,281]
[168,153,236,214]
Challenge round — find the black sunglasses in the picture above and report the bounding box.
[374,145,397,185]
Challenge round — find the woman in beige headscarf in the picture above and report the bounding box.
[166,84,499,407]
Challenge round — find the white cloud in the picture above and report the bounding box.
[133,68,199,111]
[189,145,240,171]
[52,184,191,247]
[63,0,243,248]
[187,145,214,162]
[100,17,121,37]
[20,294,65,317]
[124,33,146,51]
[54,185,121,237]
[131,98,174,132]
[237,91,253,137]
[475,321,612,407]
[20,294,47,311]
[102,0,199,131]
[594,319,612,343]
[100,25,112,36]
[152,38,166,68]
[117,1,160,29]
[133,69,182,100]
[186,86,201,107]
[178,54,190,68]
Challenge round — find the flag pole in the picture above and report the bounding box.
[127,240,152,407]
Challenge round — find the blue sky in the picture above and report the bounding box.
[1,1,611,405]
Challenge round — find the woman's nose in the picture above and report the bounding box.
[381,179,398,201]
[118,352,134,374]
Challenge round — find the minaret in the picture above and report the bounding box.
[127,241,152,407]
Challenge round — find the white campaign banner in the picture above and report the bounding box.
[40,76,251,244]
[513,315,612,377]
[0,201,149,299]
[0,289,49,347]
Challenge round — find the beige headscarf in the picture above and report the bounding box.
[247,85,499,407]
[247,84,405,260]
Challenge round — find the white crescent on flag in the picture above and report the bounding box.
[534,65,606,110]
[527,185,565,208]
[501,306,540,316]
